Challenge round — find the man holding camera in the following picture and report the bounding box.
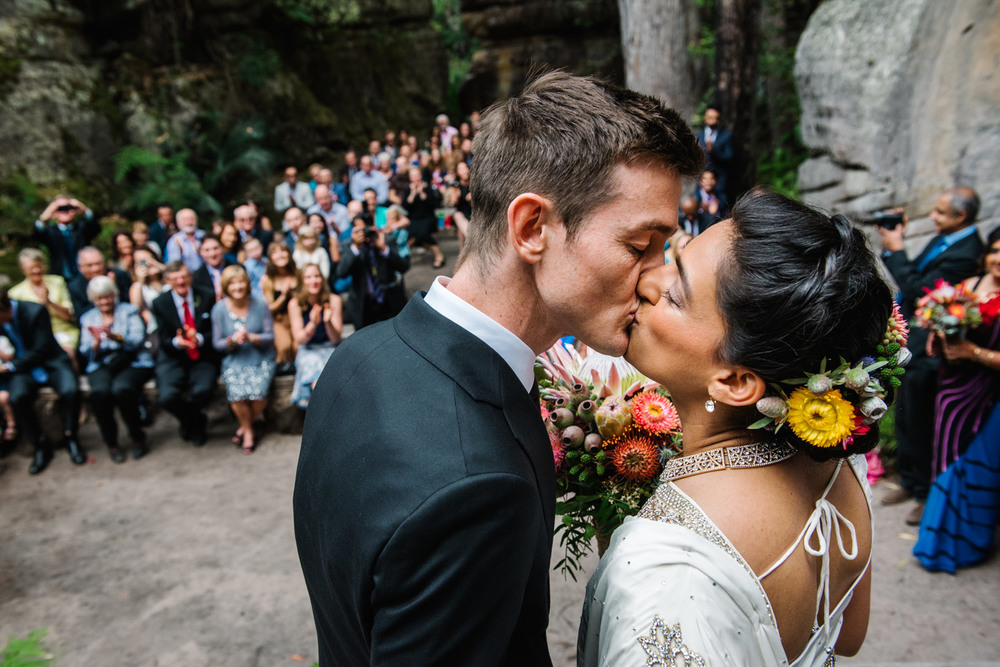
[33,196,100,280]
[335,213,409,330]
[878,187,983,525]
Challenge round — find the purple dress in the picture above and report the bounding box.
[930,282,1000,477]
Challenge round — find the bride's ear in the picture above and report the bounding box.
[507,193,554,264]
[708,367,766,408]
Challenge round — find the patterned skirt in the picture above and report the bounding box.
[221,359,276,402]
[290,342,336,409]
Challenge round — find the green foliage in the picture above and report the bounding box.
[756,129,806,197]
[1,629,54,666]
[113,146,218,217]
[0,170,43,238]
[275,0,361,25]
[432,0,474,119]
[228,35,283,87]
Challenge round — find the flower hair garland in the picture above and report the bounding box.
[750,304,910,450]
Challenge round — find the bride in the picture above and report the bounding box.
[578,191,904,666]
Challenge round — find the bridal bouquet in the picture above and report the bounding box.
[536,342,682,579]
[913,279,984,336]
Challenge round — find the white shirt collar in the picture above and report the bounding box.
[424,277,536,392]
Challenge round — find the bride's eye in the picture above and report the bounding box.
[662,287,681,307]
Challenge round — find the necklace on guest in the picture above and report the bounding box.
[662,441,798,482]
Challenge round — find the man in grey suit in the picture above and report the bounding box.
[294,71,703,666]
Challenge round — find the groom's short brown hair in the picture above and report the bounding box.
[464,70,704,268]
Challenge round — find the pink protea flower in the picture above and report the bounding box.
[630,391,680,435]
[550,431,565,471]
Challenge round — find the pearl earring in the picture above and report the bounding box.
[705,396,716,413]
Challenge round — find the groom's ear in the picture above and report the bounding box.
[708,367,766,408]
[508,193,554,264]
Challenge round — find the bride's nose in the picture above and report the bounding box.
[637,264,670,303]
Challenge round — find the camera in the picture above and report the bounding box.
[869,212,904,230]
[56,204,76,213]
[363,226,378,241]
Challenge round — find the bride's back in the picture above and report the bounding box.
[677,454,872,660]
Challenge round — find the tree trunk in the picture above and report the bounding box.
[715,0,762,199]
[618,0,708,121]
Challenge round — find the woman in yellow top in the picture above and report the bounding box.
[10,248,80,369]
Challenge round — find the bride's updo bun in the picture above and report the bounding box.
[716,190,894,460]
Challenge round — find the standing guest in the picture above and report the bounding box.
[435,113,458,152]
[68,247,134,325]
[151,261,218,447]
[247,201,273,233]
[367,139,382,164]
[32,196,99,280]
[261,242,299,372]
[697,104,734,199]
[423,147,447,190]
[282,207,307,252]
[274,166,316,213]
[288,263,342,409]
[376,153,394,182]
[0,284,85,474]
[308,163,323,191]
[349,155,389,205]
[211,265,275,455]
[165,208,205,272]
[129,246,169,353]
[878,187,984,525]
[337,214,410,330]
[306,212,332,255]
[192,234,234,302]
[469,108,481,134]
[694,169,727,218]
[389,156,411,203]
[339,150,359,197]
[79,276,154,462]
[383,130,398,159]
[447,161,472,252]
[307,185,350,242]
[459,121,472,141]
[132,221,161,259]
[460,137,474,165]
[242,237,267,297]
[404,167,445,268]
[294,71,703,665]
[10,248,79,366]
[927,226,1000,474]
[111,230,136,273]
[317,167,348,208]
[293,226,332,280]
[149,204,176,253]
[235,204,274,250]
[219,222,242,265]
[0,332,16,444]
[361,187,388,229]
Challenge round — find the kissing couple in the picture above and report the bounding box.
[294,72,899,666]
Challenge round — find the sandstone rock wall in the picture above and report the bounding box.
[459,0,622,112]
[795,0,1000,255]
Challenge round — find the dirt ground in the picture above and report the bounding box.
[2,234,999,666]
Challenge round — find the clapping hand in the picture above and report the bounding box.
[175,326,198,350]
[309,303,323,325]
[322,302,333,324]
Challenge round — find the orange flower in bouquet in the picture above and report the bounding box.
[913,279,983,336]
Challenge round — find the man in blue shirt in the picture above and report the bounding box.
[349,155,389,204]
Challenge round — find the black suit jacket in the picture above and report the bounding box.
[191,260,236,299]
[33,213,101,279]
[6,301,71,375]
[150,286,218,366]
[884,228,984,358]
[294,295,555,666]
[698,126,734,193]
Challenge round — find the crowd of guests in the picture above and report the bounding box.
[0,112,484,474]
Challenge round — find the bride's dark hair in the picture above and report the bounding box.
[716,189,894,461]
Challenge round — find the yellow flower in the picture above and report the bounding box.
[786,388,855,449]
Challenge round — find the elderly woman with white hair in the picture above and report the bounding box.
[79,275,154,463]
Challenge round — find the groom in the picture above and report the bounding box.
[293,71,703,665]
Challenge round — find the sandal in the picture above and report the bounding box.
[232,427,244,446]
[432,258,446,269]
[241,431,255,455]
[2,424,16,443]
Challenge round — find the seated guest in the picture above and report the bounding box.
[219,222,242,265]
[282,207,307,252]
[293,226,333,280]
[235,204,274,249]
[435,113,458,152]
[260,242,299,371]
[129,246,169,354]
[306,212,332,255]
[0,284,84,474]
[111,230,136,273]
[79,276,154,462]
[148,204,176,253]
[361,187,388,229]
[165,208,205,272]
[131,221,161,259]
[192,234,234,302]
[68,246,133,324]
[32,195,99,280]
[308,163,323,190]
[315,167,347,206]
[274,165,315,213]
[247,201,273,233]
[336,213,409,329]
[349,155,389,205]
[446,161,472,251]
[339,151,359,195]
[376,152,394,182]
[151,261,219,446]
[242,237,267,297]
[11,248,79,366]
[288,263,342,409]
[695,168,728,218]
[211,265,276,455]
[307,184,350,241]
[679,193,718,237]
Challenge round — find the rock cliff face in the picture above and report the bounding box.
[795,0,1000,252]
[459,0,622,112]
[0,0,447,210]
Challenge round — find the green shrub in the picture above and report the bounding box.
[1,629,54,666]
